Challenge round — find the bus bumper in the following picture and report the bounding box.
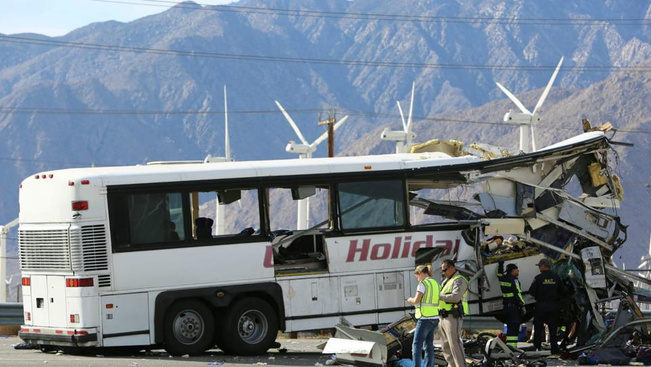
[19,326,98,347]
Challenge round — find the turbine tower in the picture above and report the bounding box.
[275,101,349,229]
[381,82,417,153]
[496,57,564,153]
[203,85,233,235]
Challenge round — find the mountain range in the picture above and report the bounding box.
[0,0,650,282]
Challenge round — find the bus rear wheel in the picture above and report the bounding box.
[163,299,215,356]
[219,297,278,355]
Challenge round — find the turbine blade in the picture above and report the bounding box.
[332,115,349,132]
[311,115,349,147]
[275,100,308,145]
[407,82,415,134]
[496,82,531,115]
[532,56,564,116]
[311,130,329,148]
[406,82,415,149]
[396,101,407,132]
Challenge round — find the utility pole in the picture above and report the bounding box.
[318,109,336,157]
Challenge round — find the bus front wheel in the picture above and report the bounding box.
[163,299,216,356]
[219,297,278,355]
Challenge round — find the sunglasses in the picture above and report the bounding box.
[441,267,449,272]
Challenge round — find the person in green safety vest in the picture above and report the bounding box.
[438,259,468,367]
[407,264,440,367]
[497,260,525,349]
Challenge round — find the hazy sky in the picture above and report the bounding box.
[1,0,234,36]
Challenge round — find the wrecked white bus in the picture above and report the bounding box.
[18,131,632,355]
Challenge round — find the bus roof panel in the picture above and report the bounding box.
[21,132,607,188]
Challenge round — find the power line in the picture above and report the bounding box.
[0,156,118,166]
[342,110,651,134]
[2,35,650,72]
[90,0,651,26]
[0,106,321,116]
[2,105,651,135]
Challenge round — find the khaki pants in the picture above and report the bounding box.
[440,316,467,367]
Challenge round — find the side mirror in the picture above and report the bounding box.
[292,186,316,200]
[218,190,241,205]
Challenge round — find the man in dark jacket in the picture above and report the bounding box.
[529,258,564,354]
[498,261,524,348]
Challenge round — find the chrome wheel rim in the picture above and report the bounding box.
[238,309,268,344]
[172,309,205,345]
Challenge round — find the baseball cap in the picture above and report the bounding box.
[536,258,552,267]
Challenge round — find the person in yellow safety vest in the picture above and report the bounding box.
[438,259,468,367]
[407,264,440,367]
[497,260,525,349]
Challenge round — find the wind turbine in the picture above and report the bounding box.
[275,101,349,159]
[495,57,564,153]
[274,100,349,229]
[381,82,417,153]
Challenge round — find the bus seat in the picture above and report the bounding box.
[195,217,213,239]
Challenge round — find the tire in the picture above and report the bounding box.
[163,299,216,356]
[219,297,278,355]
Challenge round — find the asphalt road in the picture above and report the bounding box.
[0,335,582,367]
[0,336,332,367]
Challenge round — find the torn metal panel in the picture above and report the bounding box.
[537,213,613,252]
[605,264,651,288]
[535,156,580,198]
[480,178,516,198]
[322,338,384,366]
[581,247,607,288]
[476,193,517,216]
[411,197,484,221]
[322,316,413,366]
[585,286,607,329]
[582,195,621,209]
[481,218,526,235]
[525,206,560,230]
[515,183,536,216]
[559,200,611,239]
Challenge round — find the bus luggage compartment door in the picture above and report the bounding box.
[376,272,406,324]
[340,274,377,326]
[30,276,68,328]
[101,293,150,347]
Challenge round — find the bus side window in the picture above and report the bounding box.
[126,192,185,246]
[190,188,261,239]
[337,180,406,231]
[267,185,330,233]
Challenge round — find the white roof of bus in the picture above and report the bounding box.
[26,131,605,187]
[32,152,480,187]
